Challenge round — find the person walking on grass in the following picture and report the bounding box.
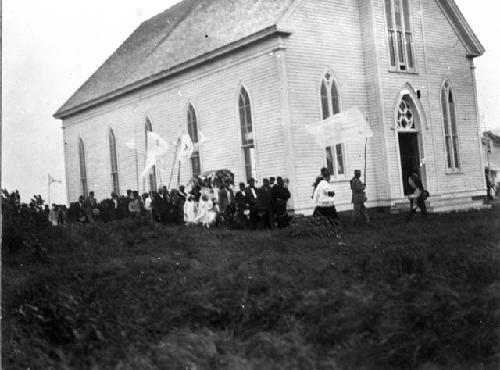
[407,172,428,220]
[350,169,370,225]
[312,169,341,236]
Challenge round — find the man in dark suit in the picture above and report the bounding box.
[257,178,274,229]
[219,182,235,226]
[271,176,291,228]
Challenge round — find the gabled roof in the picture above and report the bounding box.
[54,0,295,119]
[437,0,485,57]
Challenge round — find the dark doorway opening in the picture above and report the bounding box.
[399,133,420,195]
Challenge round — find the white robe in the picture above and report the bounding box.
[195,199,216,227]
[184,201,196,224]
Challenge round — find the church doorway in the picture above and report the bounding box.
[399,133,420,195]
[396,95,423,195]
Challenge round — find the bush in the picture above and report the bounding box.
[2,189,50,255]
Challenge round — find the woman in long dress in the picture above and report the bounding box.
[184,195,197,224]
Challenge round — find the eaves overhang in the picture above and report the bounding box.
[54,26,292,120]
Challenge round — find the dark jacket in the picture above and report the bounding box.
[350,177,367,204]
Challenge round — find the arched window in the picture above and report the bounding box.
[187,104,201,177]
[320,72,345,177]
[109,129,120,195]
[384,0,415,71]
[239,87,256,181]
[145,117,157,191]
[79,138,88,197]
[441,81,460,170]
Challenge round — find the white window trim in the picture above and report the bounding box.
[187,103,202,177]
[383,0,417,73]
[319,71,348,181]
[108,128,120,195]
[440,80,461,172]
[238,84,259,182]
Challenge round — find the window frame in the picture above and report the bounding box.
[384,0,417,73]
[78,138,88,197]
[319,71,347,180]
[187,103,201,177]
[108,128,120,195]
[440,80,461,172]
[238,86,257,182]
[145,117,157,191]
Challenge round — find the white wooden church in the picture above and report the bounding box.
[55,0,488,214]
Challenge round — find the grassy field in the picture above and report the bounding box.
[3,207,500,369]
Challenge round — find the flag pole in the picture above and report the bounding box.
[177,160,181,187]
[168,138,180,189]
[364,138,368,186]
[48,174,51,208]
[135,147,140,193]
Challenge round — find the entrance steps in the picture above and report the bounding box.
[390,195,491,214]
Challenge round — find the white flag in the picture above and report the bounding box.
[141,132,170,178]
[175,134,194,163]
[48,173,61,185]
[305,106,373,148]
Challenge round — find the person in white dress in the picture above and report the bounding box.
[195,194,216,228]
[183,195,197,224]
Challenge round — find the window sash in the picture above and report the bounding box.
[191,151,201,177]
[442,86,460,170]
[145,119,157,191]
[320,75,345,178]
[243,145,256,181]
[386,0,415,71]
[188,105,199,144]
[111,172,120,195]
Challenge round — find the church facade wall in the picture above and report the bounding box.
[62,0,486,212]
[62,37,289,203]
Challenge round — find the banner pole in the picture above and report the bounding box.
[48,175,51,208]
[364,137,368,186]
[177,160,181,188]
[135,147,140,193]
[168,138,180,189]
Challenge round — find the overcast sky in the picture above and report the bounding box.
[2,0,499,204]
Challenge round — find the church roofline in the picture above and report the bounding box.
[54,26,291,120]
[437,0,485,57]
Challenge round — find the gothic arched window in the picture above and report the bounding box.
[239,87,256,181]
[79,138,88,197]
[320,72,345,177]
[441,81,460,170]
[187,104,201,177]
[109,129,120,195]
[145,117,157,191]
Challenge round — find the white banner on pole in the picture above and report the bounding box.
[305,106,373,148]
[141,132,170,178]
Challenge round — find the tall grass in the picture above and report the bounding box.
[3,208,500,369]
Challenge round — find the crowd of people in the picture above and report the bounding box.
[63,175,292,230]
[44,167,428,230]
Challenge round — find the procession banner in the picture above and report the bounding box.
[305,106,373,147]
[141,131,170,178]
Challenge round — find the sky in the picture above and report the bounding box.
[2,0,500,205]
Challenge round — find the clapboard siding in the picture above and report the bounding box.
[280,0,375,213]
[371,0,484,198]
[63,38,287,202]
[62,0,485,211]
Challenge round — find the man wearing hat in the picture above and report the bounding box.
[350,170,370,225]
